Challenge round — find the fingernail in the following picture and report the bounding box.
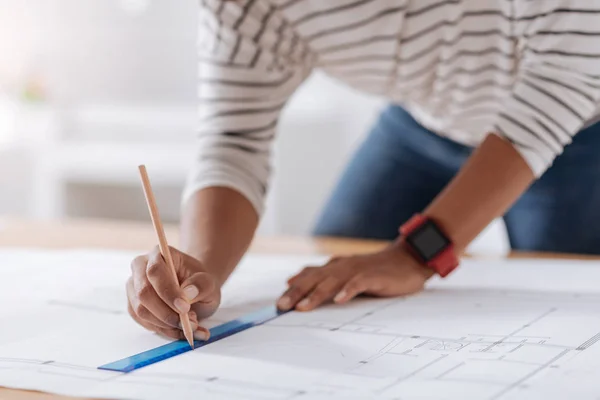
[174,298,190,313]
[183,285,199,301]
[277,296,291,310]
[334,290,347,303]
[194,330,210,341]
[297,298,311,309]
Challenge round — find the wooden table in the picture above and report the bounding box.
[0,217,596,400]
[0,217,387,256]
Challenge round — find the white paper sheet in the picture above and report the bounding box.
[1,250,600,399]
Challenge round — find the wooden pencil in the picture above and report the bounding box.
[138,165,195,349]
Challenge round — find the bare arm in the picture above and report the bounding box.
[125,1,312,337]
[180,133,532,294]
[279,134,536,311]
[180,187,259,287]
[424,133,534,253]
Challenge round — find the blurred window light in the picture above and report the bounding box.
[119,0,151,16]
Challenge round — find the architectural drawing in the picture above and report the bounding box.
[198,288,600,399]
[1,251,600,399]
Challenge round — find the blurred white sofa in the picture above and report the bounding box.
[11,73,382,229]
[2,72,508,256]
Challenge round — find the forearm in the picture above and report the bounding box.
[424,133,535,253]
[180,187,259,287]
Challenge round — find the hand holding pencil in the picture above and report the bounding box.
[125,165,221,346]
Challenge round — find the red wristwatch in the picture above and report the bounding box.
[399,214,459,277]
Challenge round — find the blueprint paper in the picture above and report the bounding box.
[1,250,600,399]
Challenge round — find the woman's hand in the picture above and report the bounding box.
[126,246,221,341]
[277,241,434,312]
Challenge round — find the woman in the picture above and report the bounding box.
[126,0,600,341]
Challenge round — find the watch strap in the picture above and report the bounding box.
[399,214,459,278]
[399,214,427,237]
[429,245,458,278]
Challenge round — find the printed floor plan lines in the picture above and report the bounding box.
[254,287,600,399]
[3,252,600,399]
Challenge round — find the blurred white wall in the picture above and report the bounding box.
[0,0,509,254]
[0,0,199,105]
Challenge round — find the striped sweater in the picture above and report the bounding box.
[184,0,600,214]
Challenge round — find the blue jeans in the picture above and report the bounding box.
[314,105,600,255]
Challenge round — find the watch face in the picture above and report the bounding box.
[406,220,451,261]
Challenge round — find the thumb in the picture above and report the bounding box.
[180,272,217,304]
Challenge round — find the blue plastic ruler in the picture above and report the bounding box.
[99,306,285,373]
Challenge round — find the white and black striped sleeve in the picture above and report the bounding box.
[183,0,313,214]
[492,1,600,176]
